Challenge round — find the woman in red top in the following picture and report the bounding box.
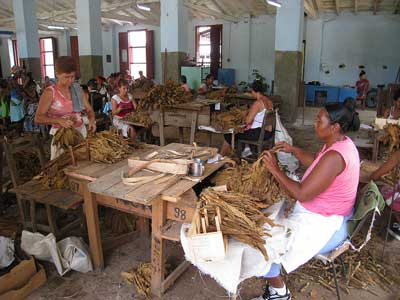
[35,56,96,159]
[111,79,137,140]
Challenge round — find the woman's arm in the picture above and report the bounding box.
[82,91,96,133]
[111,99,122,116]
[35,88,73,128]
[274,141,315,167]
[370,151,400,181]
[245,101,262,125]
[383,108,390,118]
[264,150,345,202]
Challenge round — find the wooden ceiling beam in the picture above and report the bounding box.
[314,0,324,12]
[334,0,340,14]
[184,2,239,22]
[304,0,317,18]
[354,0,358,13]
[373,0,379,14]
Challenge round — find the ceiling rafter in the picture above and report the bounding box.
[334,0,340,14]
[184,2,239,22]
[304,0,317,18]
[354,0,358,13]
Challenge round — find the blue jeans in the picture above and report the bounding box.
[264,213,352,278]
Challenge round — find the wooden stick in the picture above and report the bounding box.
[215,216,221,232]
[69,146,76,166]
[86,139,90,161]
[204,208,209,227]
[201,217,207,234]
[216,207,222,223]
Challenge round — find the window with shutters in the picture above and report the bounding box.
[128,30,147,78]
[39,37,56,79]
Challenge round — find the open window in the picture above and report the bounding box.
[39,37,57,79]
[195,25,222,78]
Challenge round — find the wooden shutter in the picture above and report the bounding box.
[39,38,46,78]
[119,32,129,74]
[146,30,154,80]
[70,36,80,78]
[210,25,222,79]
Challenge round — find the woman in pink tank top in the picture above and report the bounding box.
[35,56,96,159]
[251,102,361,300]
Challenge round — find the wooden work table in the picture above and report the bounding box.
[72,143,226,297]
[159,99,220,146]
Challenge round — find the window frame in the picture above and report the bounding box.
[128,29,147,78]
[39,37,56,79]
[195,25,222,68]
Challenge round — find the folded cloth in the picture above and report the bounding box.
[71,83,85,112]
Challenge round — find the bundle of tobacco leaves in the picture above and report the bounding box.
[381,123,400,153]
[132,78,154,92]
[14,149,42,182]
[121,110,152,127]
[137,81,193,110]
[213,157,287,205]
[52,127,85,150]
[35,130,136,188]
[194,188,276,261]
[214,107,245,131]
[104,209,136,234]
[121,263,152,299]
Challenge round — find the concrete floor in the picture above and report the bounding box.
[27,106,400,300]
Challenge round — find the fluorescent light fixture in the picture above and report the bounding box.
[137,3,151,11]
[47,25,66,30]
[267,0,282,8]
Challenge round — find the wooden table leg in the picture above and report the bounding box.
[372,136,379,162]
[137,217,150,237]
[160,109,165,146]
[45,204,59,237]
[189,112,198,145]
[151,198,166,298]
[83,184,104,269]
[30,200,37,232]
[178,127,184,144]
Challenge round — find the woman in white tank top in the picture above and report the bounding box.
[220,80,273,156]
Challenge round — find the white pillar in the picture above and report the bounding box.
[304,19,323,83]
[12,0,41,80]
[75,0,103,82]
[58,30,71,56]
[0,38,12,77]
[274,0,305,123]
[160,0,188,82]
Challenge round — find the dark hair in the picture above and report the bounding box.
[206,74,213,81]
[87,78,97,89]
[393,90,400,101]
[181,75,187,84]
[118,79,129,88]
[359,70,366,77]
[251,80,265,93]
[325,102,360,133]
[81,84,89,93]
[55,56,76,74]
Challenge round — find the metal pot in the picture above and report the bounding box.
[189,158,205,177]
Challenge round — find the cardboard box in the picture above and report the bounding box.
[0,258,46,300]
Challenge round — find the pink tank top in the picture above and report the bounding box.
[48,85,83,128]
[301,136,360,217]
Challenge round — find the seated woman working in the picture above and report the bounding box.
[220,80,273,156]
[197,74,214,95]
[35,56,96,159]
[111,79,137,140]
[251,102,360,300]
[369,150,400,240]
[383,90,400,120]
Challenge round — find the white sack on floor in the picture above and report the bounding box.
[21,231,93,276]
[274,111,299,173]
[0,236,15,268]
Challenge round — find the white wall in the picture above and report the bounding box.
[187,15,276,88]
[304,13,400,86]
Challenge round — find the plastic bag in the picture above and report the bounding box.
[0,236,15,268]
[21,231,93,276]
[274,111,299,173]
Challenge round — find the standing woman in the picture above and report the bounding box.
[111,79,137,140]
[356,71,369,109]
[220,80,273,156]
[35,56,96,159]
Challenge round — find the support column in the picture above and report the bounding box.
[12,0,41,80]
[0,38,12,77]
[58,30,71,56]
[75,0,103,82]
[160,0,188,83]
[274,0,304,123]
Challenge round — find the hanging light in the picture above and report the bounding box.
[266,0,282,8]
[137,3,151,11]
